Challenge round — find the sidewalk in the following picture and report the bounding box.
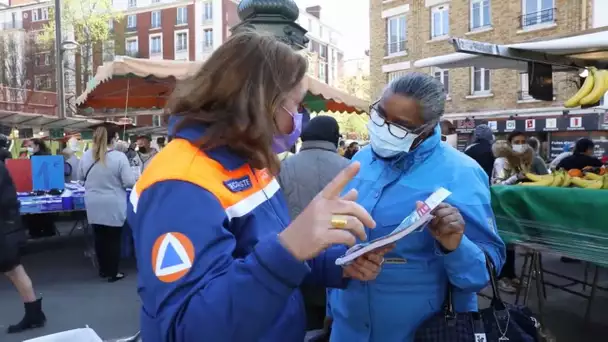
[1,232,607,341]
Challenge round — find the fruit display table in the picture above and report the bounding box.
[491,185,608,325]
[491,185,608,266]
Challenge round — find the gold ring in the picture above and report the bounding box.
[330,215,348,229]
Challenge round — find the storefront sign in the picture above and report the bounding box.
[487,120,498,132]
[455,114,602,135]
[524,119,536,132]
[454,119,477,133]
[543,118,559,132]
[600,113,608,130]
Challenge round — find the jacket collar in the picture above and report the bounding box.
[299,140,338,153]
[168,115,247,171]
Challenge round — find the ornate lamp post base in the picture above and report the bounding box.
[231,0,309,51]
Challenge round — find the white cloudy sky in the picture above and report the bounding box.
[295,0,370,59]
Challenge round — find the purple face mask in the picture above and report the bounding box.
[272,107,303,153]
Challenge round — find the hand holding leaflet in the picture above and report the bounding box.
[335,187,452,266]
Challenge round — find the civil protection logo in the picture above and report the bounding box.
[151,232,195,283]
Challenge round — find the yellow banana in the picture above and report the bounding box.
[562,173,572,187]
[520,175,554,186]
[525,173,553,182]
[550,172,564,187]
[584,172,602,181]
[571,177,603,189]
[565,67,596,107]
[581,69,608,105]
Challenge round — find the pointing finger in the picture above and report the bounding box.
[321,162,360,199]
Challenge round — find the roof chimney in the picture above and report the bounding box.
[306,5,321,20]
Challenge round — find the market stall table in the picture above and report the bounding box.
[491,185,608,325]
[17,186,134,270]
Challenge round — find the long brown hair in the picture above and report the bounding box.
[92,127,109,164]
[166,31,308,174]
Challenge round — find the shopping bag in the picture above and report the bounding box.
[414,253,551,342]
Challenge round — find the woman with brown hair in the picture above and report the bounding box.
[128,31,390,342]
[78,127,135,282]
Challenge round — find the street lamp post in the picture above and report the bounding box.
[230,0,309,51]
[53,0,65,119]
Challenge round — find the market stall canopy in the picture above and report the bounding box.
[414,27,608,71]
[75,56,368,114]
[0,112,102,130]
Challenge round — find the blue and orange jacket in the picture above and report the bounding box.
[128,117,347,342]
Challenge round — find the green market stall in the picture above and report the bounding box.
[491,185,608,325]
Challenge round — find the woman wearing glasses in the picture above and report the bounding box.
[327,72,506,342]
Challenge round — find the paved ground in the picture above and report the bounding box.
[0,228,607,341]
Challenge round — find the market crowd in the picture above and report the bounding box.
[0,31,604,342]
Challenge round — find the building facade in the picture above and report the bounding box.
[297,5,344,87]
[371,0,594,108]
[370,0,608,157]
[0,0,345,130]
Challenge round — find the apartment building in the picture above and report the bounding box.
[370,0,591,113]
[297,5,344,87]
[110,0,238,62]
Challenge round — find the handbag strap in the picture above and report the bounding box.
[83,160,98,184]
[83,150,113,183]
[443,250,506,319]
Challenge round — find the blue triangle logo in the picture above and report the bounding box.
[160,242,183,270]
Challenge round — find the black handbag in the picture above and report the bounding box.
[414,253,551,342]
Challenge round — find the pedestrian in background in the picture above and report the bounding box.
[464,124,495,181]
[0,161,46,333]
[343,141,359,160]
[278,115,351,333]
[527,137,549,175]
[0,134,12,162]
[78,127,135,282]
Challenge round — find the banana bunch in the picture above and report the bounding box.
[520,170,608,189]
[570,172,608,189]
[565,67,608,108]
[521,171,572,187]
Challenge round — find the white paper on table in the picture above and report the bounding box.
[335,187,451,266]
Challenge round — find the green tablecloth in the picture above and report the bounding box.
[491,185,608,266]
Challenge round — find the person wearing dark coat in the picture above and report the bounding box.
[0,134,12,162]
[464,124,495,182]
[0,161,47,333]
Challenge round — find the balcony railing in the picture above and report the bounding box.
[520,8,555,28]
[385,40,407,56]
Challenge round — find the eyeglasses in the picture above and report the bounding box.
[369,101,430,139]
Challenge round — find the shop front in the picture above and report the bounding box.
[453,113,608,160]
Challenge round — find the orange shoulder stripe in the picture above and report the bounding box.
[134,139,274,209]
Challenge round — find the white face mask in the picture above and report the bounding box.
[368,120,419,158]
[512,144,527,153]
[26,147,34,153]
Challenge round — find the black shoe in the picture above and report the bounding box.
[108,272,126,283]
[7,298,47,334]
[99,271,108,278]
